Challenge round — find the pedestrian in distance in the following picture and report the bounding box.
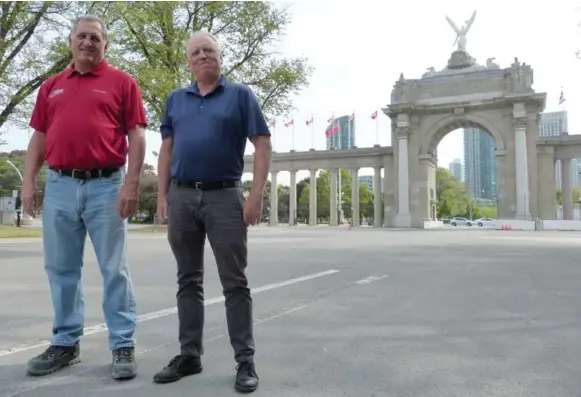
[153,31,272,393]
[21,15,147,380]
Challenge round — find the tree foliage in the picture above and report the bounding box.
[297,169,374,224]
[435,167,498,219]
[107,1,313,128]
[0,1,313,141]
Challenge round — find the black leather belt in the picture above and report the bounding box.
[172,179,240,190]
[49,166,120,180]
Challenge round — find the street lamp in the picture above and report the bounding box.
[6,160,23,182]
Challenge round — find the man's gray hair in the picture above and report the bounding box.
[187,31,221,55]
[70,15,108,40]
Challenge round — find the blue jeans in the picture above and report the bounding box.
[42,168,137,350]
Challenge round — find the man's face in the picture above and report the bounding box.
[68,20,109,67]
[187,35,221,81]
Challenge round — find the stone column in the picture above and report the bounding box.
[536,146,556,220]
[394,124,411,227]
[373,166,382,227]
[269,171,278,226]
[513,104,531,220]
[351,168,360,226]
[330,169,338,226]
[289,170,297,226]
[562,158,573,220]
[309,169,317,226]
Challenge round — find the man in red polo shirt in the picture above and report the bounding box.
[21,15,147,380]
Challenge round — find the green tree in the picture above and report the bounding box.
[137,163,157,222]
[0,150,47,209]
[436,167,469,218]
[297,183,310,223]
[107,1,313,128]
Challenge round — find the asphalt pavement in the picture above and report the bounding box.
[1,226,581,396]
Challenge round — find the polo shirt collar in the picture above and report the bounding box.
[66,59,109,78]
[187,75,228,95]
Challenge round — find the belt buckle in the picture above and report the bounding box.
[194,182,202,190]
[72,169,91,179]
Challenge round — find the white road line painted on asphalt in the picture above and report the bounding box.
[1,303,310,397]
[0,270,339,358]
[356,274,389,285]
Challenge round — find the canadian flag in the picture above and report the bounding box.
[371,110,378,119]
[349,112,355,121]
[325,125,339,137]
[327,114,334,123]
[284,119,294,127]
[306,117,313,126]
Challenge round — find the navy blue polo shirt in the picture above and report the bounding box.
[160,76,270,182]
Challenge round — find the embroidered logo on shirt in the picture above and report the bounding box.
[48,88,64,99]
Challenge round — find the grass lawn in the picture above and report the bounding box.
[0,225,43,238]
[128,225,167,233]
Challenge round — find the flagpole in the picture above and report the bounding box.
[311,113,315,149]
[375,111,379,146]
[292,120,295,151]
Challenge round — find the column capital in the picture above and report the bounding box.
[396,127,409,139]
[512,117,527,129]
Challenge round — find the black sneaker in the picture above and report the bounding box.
[153,355,202,384]
[235,361,259,393]
[111,347,137,380]
[26,344,80,376]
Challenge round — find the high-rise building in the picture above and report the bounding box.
[463,128,497,200]
[326,115,355,150]
[448,158,463,182]
[539,111,577,189]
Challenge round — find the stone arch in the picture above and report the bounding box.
[419,113,507,157]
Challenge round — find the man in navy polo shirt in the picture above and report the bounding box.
[153,31,271,393]
[21,15,146,380]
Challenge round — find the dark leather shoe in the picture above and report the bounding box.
[235,361,259,393]
[153,355,202,384]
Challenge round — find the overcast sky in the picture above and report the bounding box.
[2,0,580,185]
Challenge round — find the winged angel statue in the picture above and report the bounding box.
[445,11,477,52]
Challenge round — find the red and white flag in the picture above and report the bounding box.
[306,117,313,126]
[284,119,294,127]
[327,114,334,124]
[349,112,355,121]
[370,110,378,119]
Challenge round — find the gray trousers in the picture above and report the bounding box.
[167,183,255,363]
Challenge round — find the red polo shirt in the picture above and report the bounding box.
[29,60,147,169]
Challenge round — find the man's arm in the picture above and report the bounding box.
[158,91,174,199]
[249,135,272,199]
[23,131,46,184]
[126,126,146,187]
[157,137,173,199]
[123,77,148,186]
[242,86,272,199]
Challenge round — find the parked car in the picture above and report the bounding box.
[474,217,496,227]
[450,217,472,226]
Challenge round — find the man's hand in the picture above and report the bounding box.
[156,196,168,224]
[243,193,263,226]
[118,182,139,219]
[21,179,38,218]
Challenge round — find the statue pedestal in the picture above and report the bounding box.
[447,50,476,69]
